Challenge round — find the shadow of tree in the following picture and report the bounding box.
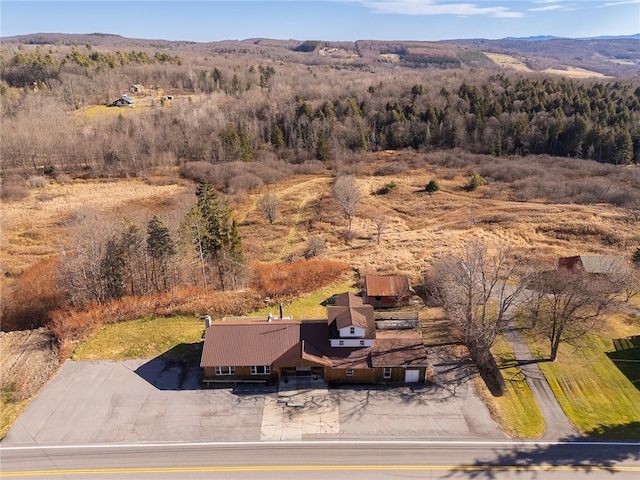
[450,423,640,479]
[607,347,640,392]
[134,342,203,390]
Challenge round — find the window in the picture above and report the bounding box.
[251,366,270,375]
[215,366,235,376]
[346,369,354,376]
[359,340,365,346]
[338,340,344,346]
[383,367,392,379]
[349,327,356,335]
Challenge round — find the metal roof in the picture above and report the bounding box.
[364,275,410,297]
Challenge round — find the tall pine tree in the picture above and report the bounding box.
[183,182,243,290]
[146,215,176,292]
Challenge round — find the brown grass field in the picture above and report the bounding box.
[3,156,637,284]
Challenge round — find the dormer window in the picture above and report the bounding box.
[349,327,355,335]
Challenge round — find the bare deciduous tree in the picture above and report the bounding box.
[428,240,527,386]
[523,269,616,362]
[372,214,386,245]
[333,175,362,233]
[257,192,279,224]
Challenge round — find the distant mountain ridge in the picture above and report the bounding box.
[503,34,640,41]
[2,32,639,78]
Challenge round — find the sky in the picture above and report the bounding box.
[1,0,639,42]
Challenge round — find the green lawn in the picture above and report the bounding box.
[248,280,358,320]
[488,336,546,438]
[72,315,205,361]
[523,319,640,440]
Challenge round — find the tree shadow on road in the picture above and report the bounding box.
[448,423,640,479]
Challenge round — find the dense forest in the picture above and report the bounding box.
[1,41,639,186]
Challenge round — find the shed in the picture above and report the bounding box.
[557,255,622,275]
[363,275,412,308]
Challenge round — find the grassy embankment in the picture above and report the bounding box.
[72,280,356,361]
[522,310,640,440]
[487,336,546,438]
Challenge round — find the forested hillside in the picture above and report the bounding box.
[1,34,639,335]
[1,35,638,187]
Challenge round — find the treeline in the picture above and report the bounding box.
[1,45,639,182]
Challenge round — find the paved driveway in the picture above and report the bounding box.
[3,358,504,445]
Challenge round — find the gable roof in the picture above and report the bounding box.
[364,275,411,297]
[200,321,300,367]
[327,292,376,338]
[371,330,430,367]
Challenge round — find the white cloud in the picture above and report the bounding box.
[601,0,640,6]
[346,1,525,18]
[529,5,563,11]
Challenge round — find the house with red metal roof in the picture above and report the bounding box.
[200,292,431,385]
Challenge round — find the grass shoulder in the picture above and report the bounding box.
[482,336,545,438]
[522,312,640,440]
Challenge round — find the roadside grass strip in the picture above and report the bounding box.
[489,336,545,438]
[524,325,640,440]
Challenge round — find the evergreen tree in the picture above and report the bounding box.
[100,238,125,301]
[183,182,243,290]
[146,215,176,292]
[271,125,285,149]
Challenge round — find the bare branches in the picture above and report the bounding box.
[523,269,616,361]
[431,240,524,350]
[257,192,279,225]
[333,175,362,233]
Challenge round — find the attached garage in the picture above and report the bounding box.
[404,369,420,383]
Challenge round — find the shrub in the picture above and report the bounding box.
[48,287,262,349]
[425,179,440,195]
[0,175,28,202]
[303,236,325,259]
[27,176,49,188]
[1,257,64,331]
[251,259,350,300]
[55,173,72,185]
[373,162,407,176]
[632,248,640,265]
[466,172,486,191]
[377,181,397,194]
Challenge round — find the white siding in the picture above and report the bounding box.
[337,325,365,338]
[330,338,373,348]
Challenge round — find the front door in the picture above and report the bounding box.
[404,369,420,383]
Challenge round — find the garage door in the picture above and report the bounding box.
[404,370,420,383]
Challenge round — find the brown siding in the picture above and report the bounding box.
[203,366,278,382]
[324,368,376,384]
[372,367,428,383]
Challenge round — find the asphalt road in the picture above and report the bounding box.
[2,440,639,479]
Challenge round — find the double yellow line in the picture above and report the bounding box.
[2,464,640,477]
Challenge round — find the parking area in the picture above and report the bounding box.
[2,357,504,445]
